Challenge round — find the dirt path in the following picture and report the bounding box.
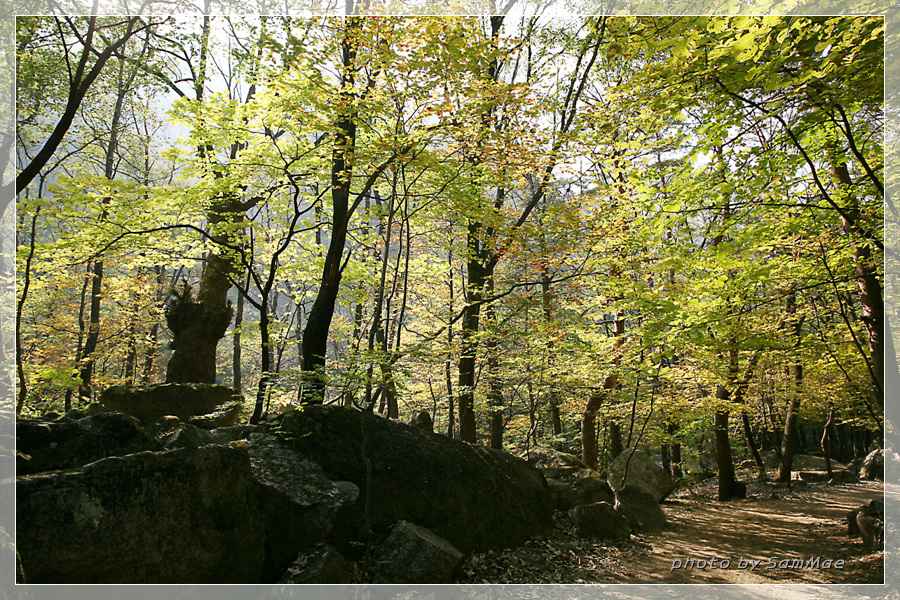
[455,480,884,584]
[627,481,883,584]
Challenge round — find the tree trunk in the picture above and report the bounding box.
[833,163,884,404]
[299,17,363,403]
[165,230,237,384]
[776,363,803,482]
[822,402,835,477]
[233,289,244,392]
[458,229,487,442]
[715,384,740,501]
[485,278,504,450]
[668,422,682,479]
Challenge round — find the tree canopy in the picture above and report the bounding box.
[15,14,886,491]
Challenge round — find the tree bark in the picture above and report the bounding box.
[832,163,884,405]
[714,384,739,500]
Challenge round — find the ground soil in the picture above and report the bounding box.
[455,478,885,584]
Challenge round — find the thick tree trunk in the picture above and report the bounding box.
[165,249,236,383]
[581,374,617,469]
[609,421,624,460]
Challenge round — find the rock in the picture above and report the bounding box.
[525,447,590,470]
[99,383,243,427]
[614,485,667,533]
[792,469,858,484]
[152,422,218,449]
[847,499,884,551]
[568,502,630,540]
[607,449,675,503]
[370,521,463,584]
[274,405,553,555]
[247,436,359,582]
[277,545,351,584]
[16,444,265,583]
[209,424,259,444]
[16,413,161,476]
[545,469,614,512]
[860,449,884,480]
[407,410,434,433]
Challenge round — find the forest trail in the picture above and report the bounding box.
[625,480,884,584]
[456,480,885,585]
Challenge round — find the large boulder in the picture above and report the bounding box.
[16,444,265,583]
[247,437,360,582]
[370,521,463,584]
[860,449,884,481]
[568,502,630,541]
[607,449,675,503]
[99,383,242,427]
[614,485,667,533]
[16,412,161,475]
[274,405,554,555]
[546,469,614,512]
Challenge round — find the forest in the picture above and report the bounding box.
[14,13,885,502]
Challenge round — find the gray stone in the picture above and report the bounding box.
[274,405,553,556]
[614,485,667,533]
[371,521,463,584]
[568,502,630,540]
[278,545,351,584]
[247,437,359,583]
[16,444,266,583]
[16,412,161,475]
[100,383,243,427]
[148,421,218,449]
[861,448,884,480]
[525,447,590,470]
[607,449,675,503]
[546,469,614,512]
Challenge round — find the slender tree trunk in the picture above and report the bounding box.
[485,278,504,449]
[668,422,682,479]
[233,289,244,392]
[299,17,363,403]
[16,209,40,415]
[822,402,835,477]
[833,162,884,403]
[541,269,562,443]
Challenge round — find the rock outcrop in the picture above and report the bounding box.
[16,400,557,584]
[274,405,554,555]
[16,412,161,475]
[99,383,242,427]
[17,444,266,583]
